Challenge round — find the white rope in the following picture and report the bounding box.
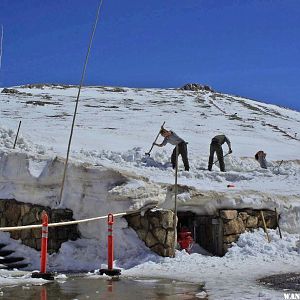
[0,211,128,232]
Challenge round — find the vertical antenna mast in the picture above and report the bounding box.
[58,0,104,206]
[0,25,3,70]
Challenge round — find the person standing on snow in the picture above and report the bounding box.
[153,128,190,171]
[208,134,232,172]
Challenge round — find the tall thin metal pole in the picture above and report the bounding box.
[0,25,3,70]
[13,121,22,149]
[173,145,179,256]
[58,0,104,206]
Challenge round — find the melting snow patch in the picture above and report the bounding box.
[195,291,208,298]
[226,228,300,259]
[178,192,191,202]
[28,159,48,178]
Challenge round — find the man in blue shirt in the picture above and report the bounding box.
[153,128,189,171]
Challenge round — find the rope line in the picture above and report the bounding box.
[0,211,128,232]
[59,0,104,206]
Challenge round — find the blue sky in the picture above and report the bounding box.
[1,0,300,110]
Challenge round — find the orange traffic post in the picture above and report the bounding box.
[100,213,121,276]
[107,213,113,270]
[40,211,48,273]
[32,211,54,280]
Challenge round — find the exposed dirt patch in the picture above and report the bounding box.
[258,273,300,291]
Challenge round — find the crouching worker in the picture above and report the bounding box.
[153,128,189,171]
[255,150,267,169]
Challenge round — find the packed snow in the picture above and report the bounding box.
[0,85,299,299]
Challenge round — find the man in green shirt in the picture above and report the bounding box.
[208,134,232,172]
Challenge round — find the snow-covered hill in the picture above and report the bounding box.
[1,84,299,159]
[0,84,299,299]
[1,85,299,221]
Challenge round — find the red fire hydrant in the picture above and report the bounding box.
[177,227,194,254]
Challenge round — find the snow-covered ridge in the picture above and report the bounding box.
[0,85,299,228]
[1,84,299,158]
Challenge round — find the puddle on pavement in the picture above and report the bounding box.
[0,276,206,299]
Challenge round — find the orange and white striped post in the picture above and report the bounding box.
[107,213,114,270]
[40,211,48,273]
[31,210,54,280]
[100,213,121,276]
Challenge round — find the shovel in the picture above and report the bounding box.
[145,121,165,156]
[273,160,283,173]
[213,152,230,166]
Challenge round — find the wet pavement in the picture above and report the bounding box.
[0,275,206,299]
[258,272,300,291]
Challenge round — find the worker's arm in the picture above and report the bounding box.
[153,138,167,147]
[225,136,232,153]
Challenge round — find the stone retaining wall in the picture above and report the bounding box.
[127,208,278,257]
[125,209,176,257]
[220,209,277,254]
[0,199,80,253]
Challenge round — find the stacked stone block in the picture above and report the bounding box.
[126,209,176,257]
[0,199,80,253]
[220,209,277,253]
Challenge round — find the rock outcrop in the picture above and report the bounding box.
[180,83,214,92]
[1,88,32,96]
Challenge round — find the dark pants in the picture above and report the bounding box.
[208,142,225,171]
[171,142,189,171]
[257,155,267,169]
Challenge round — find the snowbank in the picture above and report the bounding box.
[124,229,300,299]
